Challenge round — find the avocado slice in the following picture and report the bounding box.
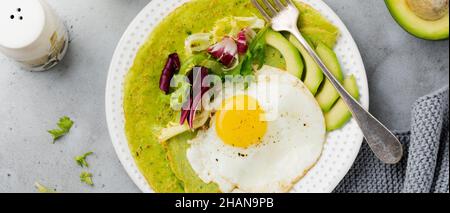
[265,30,304,78]
[288,35,324,95]
[264,46,287,70]
[314,42,344,112]
[325,75,360,131]
[294,1,340,48]
[300,28,340,48]
[385,0,449,40]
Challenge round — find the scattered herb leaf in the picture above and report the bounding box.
[48,116,74,143]
[75,152,93,168]
[80,172,94,186]
[35,182,56,193]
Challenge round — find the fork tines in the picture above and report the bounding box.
[251,0,294,20]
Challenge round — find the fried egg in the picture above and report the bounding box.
[187,66,326,193]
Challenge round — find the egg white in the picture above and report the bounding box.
[187,66,326,193]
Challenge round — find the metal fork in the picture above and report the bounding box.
[252,0,403,164]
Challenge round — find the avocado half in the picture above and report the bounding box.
[385,0,449,40]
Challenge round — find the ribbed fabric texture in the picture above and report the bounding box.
[335,86,449,193]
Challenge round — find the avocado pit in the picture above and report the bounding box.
[407,0,449,21]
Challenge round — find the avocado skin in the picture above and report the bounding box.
[265,30,305,79]
[314,42,344,112]
[385,0,449,40]
[325,75,360,131]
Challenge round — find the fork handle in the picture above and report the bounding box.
[289,29,403,164]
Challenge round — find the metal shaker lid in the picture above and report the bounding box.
[0,0,46,49]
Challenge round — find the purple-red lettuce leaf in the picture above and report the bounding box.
[185,67,211,128]
[207,37,238,68]
[159,53,181,94]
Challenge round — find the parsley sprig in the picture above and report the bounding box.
[80,172,94,186]
[48,116,74,143]
[75,152,94,168]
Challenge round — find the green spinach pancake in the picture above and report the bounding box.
[124,0,342,193]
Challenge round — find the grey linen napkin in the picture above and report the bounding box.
[334,86,449,193]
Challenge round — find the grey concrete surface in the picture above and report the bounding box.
[0,0,448,193]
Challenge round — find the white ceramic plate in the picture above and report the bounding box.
[106,0,369,193]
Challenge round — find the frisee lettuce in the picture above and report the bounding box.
[158,110,211,143]
[212,16,265,43]
[48,116,74,143]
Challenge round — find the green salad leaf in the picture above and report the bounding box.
[180,54,208,75]
[75,152,94,168]
[240,27,268,76]
[170,75,192,110]
[48,116,74,143]
[80,172,94,186]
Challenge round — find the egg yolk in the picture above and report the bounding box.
[215,95,268,148]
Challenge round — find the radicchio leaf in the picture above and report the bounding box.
[188,86,211,128]
[159,53,181,94]
[180,98,192,125]
[236,28,256,55]
[207,37,238,68]
[236,30,248,54]
[180,67,211,128]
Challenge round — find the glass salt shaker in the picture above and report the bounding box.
[0,0,69,71]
